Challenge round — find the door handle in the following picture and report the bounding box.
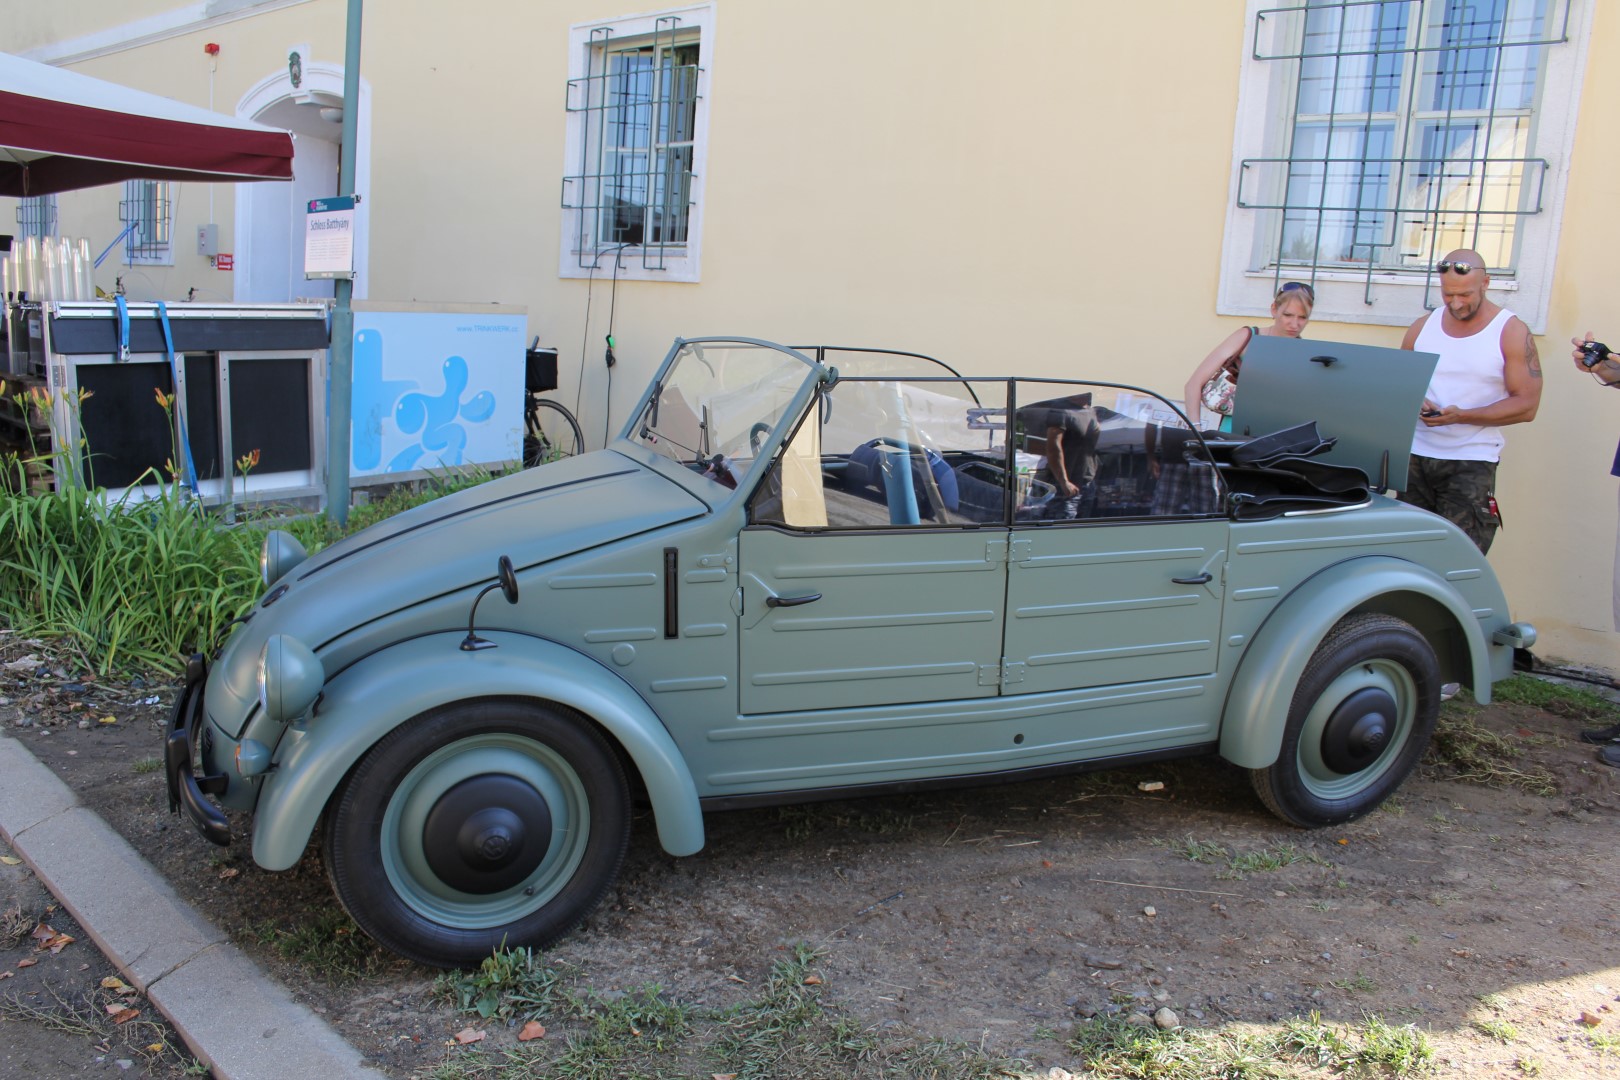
[1171,573,1213,585]
[766,592,822,608]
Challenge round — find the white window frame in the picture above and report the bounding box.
[559,3,713,284]
[121,179,175,266]
[1219,0,1597,334]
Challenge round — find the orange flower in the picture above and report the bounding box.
[153,387,175,410]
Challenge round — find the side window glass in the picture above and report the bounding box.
[750,378,1009,529]
[1011,383,1225,521]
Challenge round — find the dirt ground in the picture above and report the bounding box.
[2,641,1618,1079]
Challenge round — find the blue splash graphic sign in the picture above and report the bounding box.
[349,309,526,477]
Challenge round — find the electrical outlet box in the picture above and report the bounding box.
[197,224,219,257]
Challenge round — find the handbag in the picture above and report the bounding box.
[1199,327,1258,417]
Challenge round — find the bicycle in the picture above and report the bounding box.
[523,345,584,467]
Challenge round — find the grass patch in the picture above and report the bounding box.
[1218,843,1328,880]
[425,941,1028,1079]
[1490,674,1620,721]
[250,910,393,981]
[436,946,567,1022]
[1064,1010,1434,1079]
[1160,836,1230,863]
[132,756,161,774]
[1426,712,1557,796]
[1330,973,1377,994]
[1473,1017,1518,1042]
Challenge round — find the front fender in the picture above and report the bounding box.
[250,632,705,870]
[1219,556,1493,770]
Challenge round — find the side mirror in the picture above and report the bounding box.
[497,554,519,605]
[462,555,520,652]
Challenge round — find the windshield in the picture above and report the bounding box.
[630,341,815,486]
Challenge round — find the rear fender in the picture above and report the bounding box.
[1220,557,1492,770]
[250,632,704,870]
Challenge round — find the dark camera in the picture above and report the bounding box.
[1581,341,1611,368]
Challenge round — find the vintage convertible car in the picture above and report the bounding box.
[167,337,1535,967]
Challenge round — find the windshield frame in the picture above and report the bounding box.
[617,337,827,502]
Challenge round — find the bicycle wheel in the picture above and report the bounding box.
[524,397,585,467]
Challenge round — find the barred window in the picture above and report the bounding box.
[561,5,711,283]
[1221,0,1590,330]
[16,195,58,239]
[120,180,173,265]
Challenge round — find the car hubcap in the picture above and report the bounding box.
[1296,659,1416,798]
[381,734,591,929]
[422,775,552,894]
[1319,687,1395,774]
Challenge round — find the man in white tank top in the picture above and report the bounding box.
[1397,249,1542,554]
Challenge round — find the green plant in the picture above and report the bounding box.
[252,910,390,981]
[1356,1014,1434,1074]
[435,946,565,1022]
[1591,1030,1620,1055]
[0,392,501,677]
[1474,1017,1518,1042]
[1219,843,1327,880]
[1489,674,1620,720]
[132,756,161,774]
[1330,973,1377,994]
[1165,836,1229,863]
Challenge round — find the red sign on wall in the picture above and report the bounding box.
[215,254,234,271]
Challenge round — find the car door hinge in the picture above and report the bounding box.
[1010,537,1033,564]
[978,659,1026,686]
[986,538,1008,564]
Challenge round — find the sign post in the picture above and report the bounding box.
[304,195,357,279]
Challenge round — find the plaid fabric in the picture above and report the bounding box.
[1151,462,1222,516]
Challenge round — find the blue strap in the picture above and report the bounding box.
[157,301,200,497]
[114,295,129,362]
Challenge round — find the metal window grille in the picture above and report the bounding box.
[1240,0,1570,302]
[120,179,172,260]
[563,16,701,271]
[15,195,58,239]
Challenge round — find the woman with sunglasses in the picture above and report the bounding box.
[1183,281,1315,432]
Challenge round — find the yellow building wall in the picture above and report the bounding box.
[4,0,1618,669]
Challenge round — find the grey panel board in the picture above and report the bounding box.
[1229,336,1438,489]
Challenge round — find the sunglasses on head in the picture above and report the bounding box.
[1275,281,1314,301]
[1436,260,1478,275]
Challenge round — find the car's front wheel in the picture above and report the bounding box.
[322,699,630,968]
[1249,613,1440,828]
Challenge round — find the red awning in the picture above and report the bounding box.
[0,52,295,197]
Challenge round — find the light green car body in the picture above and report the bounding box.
[169,336,1531,964]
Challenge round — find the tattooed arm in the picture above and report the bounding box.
[1419,317,1542,428]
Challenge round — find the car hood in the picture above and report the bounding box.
[207,451,708,728]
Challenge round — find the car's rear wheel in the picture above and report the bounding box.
[1250,613,1439,828]
[323,699,630,968]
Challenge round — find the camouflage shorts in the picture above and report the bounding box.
[1398,455,1501,554]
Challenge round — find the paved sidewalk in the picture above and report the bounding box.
[0,734,389,1080]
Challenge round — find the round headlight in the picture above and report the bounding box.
[261,530,309,587]
[257,634,325,723]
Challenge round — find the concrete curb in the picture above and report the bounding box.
[0,734,389,1079]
